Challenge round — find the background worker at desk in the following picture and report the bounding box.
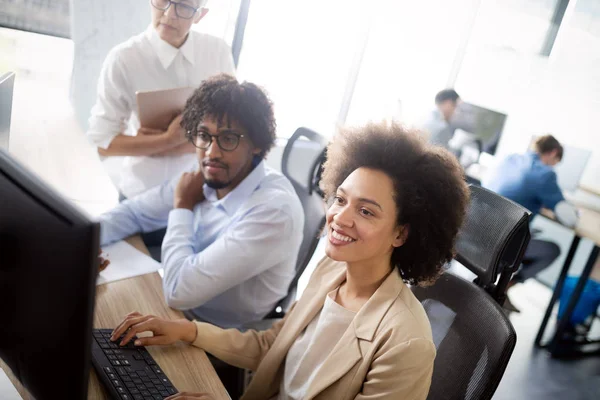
[483,135,578,311]
[99,75,304,328]
[422,89,461,149]
[110,122,470,400]
[86,0,235,200]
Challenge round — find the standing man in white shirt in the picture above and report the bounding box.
[99,75,305,329]
[87,0,235,199]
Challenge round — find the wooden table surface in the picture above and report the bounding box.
[1,236,228,399]
[540,206,600,246]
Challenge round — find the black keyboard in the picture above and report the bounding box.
[91,329,178,400]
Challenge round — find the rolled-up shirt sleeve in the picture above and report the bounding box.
[99,178,176,246]
[87,47,132,150]
[161,203,295,310]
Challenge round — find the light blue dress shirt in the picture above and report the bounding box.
[482,151,564,217]
[99,161,305,328]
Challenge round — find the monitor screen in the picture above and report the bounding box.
[0,72,15,151]
[0,149,100,398]
[451,103,507,155]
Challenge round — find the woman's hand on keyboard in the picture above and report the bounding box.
[110,311,198,347]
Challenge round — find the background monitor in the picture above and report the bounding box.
[451,102,507,155]
[0,72,15,151]
[0,149,100,398]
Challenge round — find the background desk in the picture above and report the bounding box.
[535,207,600,356]
[1,236,229,399]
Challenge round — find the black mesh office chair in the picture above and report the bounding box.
[454,184,532,304]
[413,274,516,400]
[263,127,328,318]
[411,185,531,400]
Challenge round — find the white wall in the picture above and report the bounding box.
[70,0,150,131]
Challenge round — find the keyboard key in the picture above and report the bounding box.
[167,387,177,395]
[125,382,136,389]
[152,367,163,375]
[159,390,170,397]
[121,376,132,382]
[103,367,114,374]
[107,355,117,361]
[113,349,124,355]
[120,395,131,400]
[125,367,134,373]
[151,379,161,386]
[152,395,162,400]
[117,355,127,360]
[116,387,126,394]
[132,378,143,385]
[136,384,146,391]
[111,360,122,366]
[112,379,121,387]
[122,360,131,366]
[99,343,111,349]
[133,395,144,400]
[140,390,151,397]
[108,373,117,380]
[146,359,157,365]
[133,353,144,360]
[104,350,114,355]
[130,388,140,395]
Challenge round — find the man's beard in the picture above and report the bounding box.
[205,179,231,189]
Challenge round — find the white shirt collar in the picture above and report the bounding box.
[146,25,196,69]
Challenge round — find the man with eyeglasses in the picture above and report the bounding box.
[98,75,304,329]
[87,0,235,200]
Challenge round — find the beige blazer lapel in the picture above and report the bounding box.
[242,265,348,400]
[303,322,363,399]
[304,269,406,399]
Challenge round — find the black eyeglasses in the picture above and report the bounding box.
[187,130,245,151]
[151,0,202,19]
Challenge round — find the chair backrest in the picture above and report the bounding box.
[412,272,517,400]
[455,185,531,302]
[266,127,327,317]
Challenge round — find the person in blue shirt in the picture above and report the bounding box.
[98,74,304,328]
[483,135,578,312]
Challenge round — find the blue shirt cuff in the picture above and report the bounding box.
[168,208,195,226]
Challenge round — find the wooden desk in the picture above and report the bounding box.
[535,206,600,356]
[1,236,228,399]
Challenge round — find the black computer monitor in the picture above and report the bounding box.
[0,149,100,398]
[453,102,507,155]
[0,72,15,151]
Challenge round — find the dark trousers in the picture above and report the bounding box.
[119,192,165,262]
[513,239,561,283]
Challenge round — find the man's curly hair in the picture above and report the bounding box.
[181,74,276,158]
[320,122,470,286]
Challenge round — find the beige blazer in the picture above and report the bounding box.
[192,257,436,400]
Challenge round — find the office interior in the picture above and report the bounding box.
[1,0,599,399]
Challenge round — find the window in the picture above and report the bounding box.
[236,0,365,138]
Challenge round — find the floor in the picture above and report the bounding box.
[3,28,599,400]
